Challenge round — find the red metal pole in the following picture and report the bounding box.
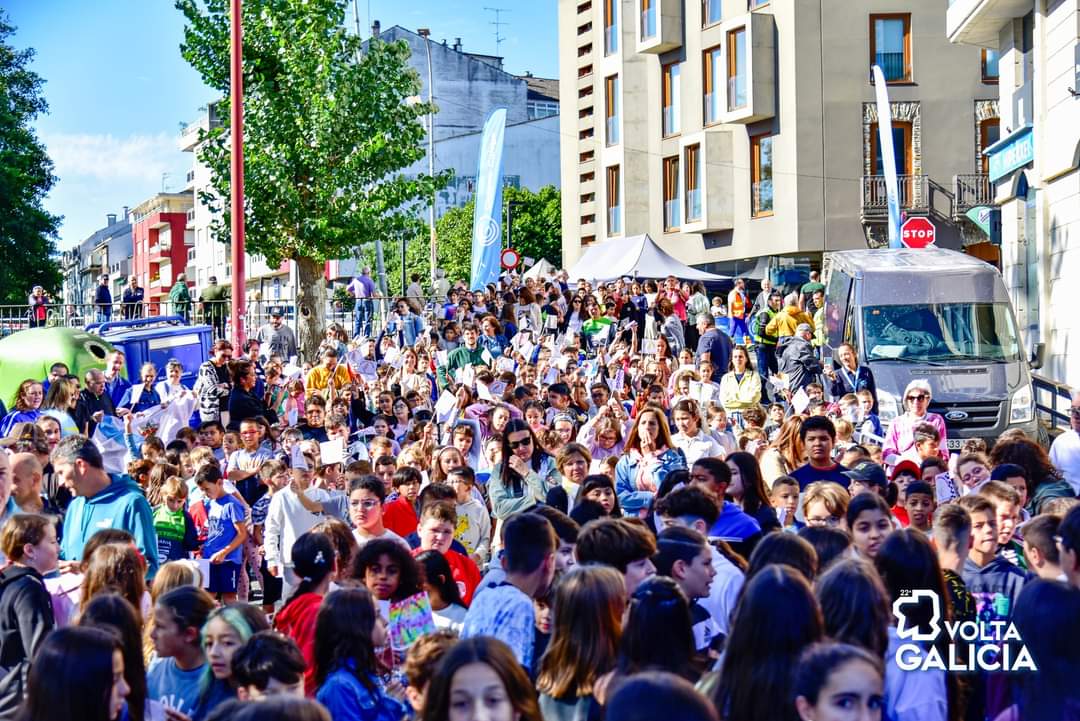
[230,0,246,349]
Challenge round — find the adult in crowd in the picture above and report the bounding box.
[121,275,144,321]
[27,286,48,329]
[882,379,947,463]
[727,278,751,346]
[1049,391,1080,494]
[826,341,877,413]
[195,340,233,424]
[751,291,782,381]
[347,266,377,339]
[199,275,229,339]
[74,370,117,437]
[254,307,298,361]
[766,293,814,340]
[227,359,278,431]
[102,351,131,409]
[167,273,192,322]
[695,314,732,385]
[777,324,822,396]
[0,381,44,438]
[94,274,113,323]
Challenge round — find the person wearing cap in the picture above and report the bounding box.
[791,416,850,490]
[94,274,112,323]
[777,323,822,396]
[255,307,298,360]
[167,272,192,322]
[843,459,889,499]
[889,459,922,526]
[199,275,229,339]
[121,274,144,320]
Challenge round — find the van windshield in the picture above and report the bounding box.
[862,303,1020,362]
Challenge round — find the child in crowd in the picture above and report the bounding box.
[273,532,336,697]
[705,405,737,456]
[413,501,482,605]
[902,481,935,536]
[195,464,248,604]
[447,467,492,566]
[855,389,883,440]
[845,493,893,559]
[147,586,216,717]
[402,630,458,715]
[957,495,1029,626]
[196,604,270,718]
[231,630,306,700]
[152,476,200,566]
[382,467,422,538]
[1022,515,1064,580]
[979,480,1027,570]
[769,475,800,530]
[252,460,288,614]
[347,475,409,549]
[263,451,332,599]
[351,538,425,606]
[889,460,921,527]
[932,504,976,625]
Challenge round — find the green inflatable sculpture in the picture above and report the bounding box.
[0,328,117,408]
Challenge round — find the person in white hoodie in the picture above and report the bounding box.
[263,448,331,600]
[448,467,492,567]
[670,399,726,465]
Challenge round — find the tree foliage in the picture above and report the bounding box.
[0,12,62,304]
[176,0,449,356]
[381,184,562,294]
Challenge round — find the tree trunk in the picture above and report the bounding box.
[295,256,327,364]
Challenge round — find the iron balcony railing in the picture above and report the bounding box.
[860,174,929,223]
[953,173,992,219]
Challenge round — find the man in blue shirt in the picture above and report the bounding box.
[103,351,131,409]
[695,314,733,383]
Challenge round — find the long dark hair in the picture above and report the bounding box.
[725,451,771,517]
[416,550,464,608]
[989,437,1063,497]
[714,565,824,721]
[79,593,147,721]
[313,588,380,691]
[814,558,890,658]
[500,418,548,495]
[15,626,122,721]
[421,637,542,721]
[281,532,335,612]
[874,529,960,721]
[617,577,696,680]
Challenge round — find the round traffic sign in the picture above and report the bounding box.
[500,248,520,269]
[900,217,936,249]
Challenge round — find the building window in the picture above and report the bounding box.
[980,118,1000,175]
[981,48,999,83]
[528,100,559,120]
[727,27,747,111]
[750,0,769,6]
[605,75,620,146]
[604,0,618,55]
[685,144,703,222]
[606,165,622,235]
[870,121,913,176]
[703,0,721,26]
[641,0,656,40]
[870,14,911,83]
[751,134,774,217]
[663,156,681,231]
[703,46,722,125]
[662,62,681,137]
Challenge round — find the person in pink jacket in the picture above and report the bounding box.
[883,379,948,464]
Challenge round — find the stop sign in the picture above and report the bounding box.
[900,217,936,249]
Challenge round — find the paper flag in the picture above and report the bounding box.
[91,416,128,475]
[641,338,658,355]
[477,382,494,401]
[489,381,507,396]
[496,356,516,373]
[434,391,458,422]
[357,360,378,381]
[388,592,437,651]
[319,439,345,466]
[481,348,494,365]
[436,350,449,367]
[543,366,559,385]
[791,387,810,414]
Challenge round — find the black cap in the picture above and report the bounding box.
[843,460,888,488]
[270,306,284,317]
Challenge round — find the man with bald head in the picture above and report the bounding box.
[10,453,44,514]
[73,368,117,437]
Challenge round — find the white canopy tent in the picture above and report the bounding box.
[566,234,730,283]
[523,257,557,281]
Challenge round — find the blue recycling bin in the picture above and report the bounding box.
[87,316,213,388]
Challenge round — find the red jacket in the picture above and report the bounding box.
[273,592,323,696]
[383,496,418,538]
[412,548,481,606]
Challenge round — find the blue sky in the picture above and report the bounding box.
[5,1,559,250]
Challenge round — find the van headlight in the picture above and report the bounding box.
[1010,383,1034,424]
[878,388,900,426]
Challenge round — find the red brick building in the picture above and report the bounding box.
[130,192,195,315]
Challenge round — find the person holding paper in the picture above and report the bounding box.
[671,399,726,465]
[304,348,351,402]
[437,322,487,390]
[386,298,425,347]
[719,347,762,429]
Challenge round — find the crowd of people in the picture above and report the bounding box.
[1,267,1079,721]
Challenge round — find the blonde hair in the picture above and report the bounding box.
[802,481,850,520]
[833,418,854,442]
[187,445,216,471]
[161,476,188,501]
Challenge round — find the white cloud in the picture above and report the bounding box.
[42,131,188,184]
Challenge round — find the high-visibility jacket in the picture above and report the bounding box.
[728,289,748,319]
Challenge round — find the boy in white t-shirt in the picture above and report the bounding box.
[448,467,492,566]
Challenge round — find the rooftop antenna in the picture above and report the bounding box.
[484,7,509,58]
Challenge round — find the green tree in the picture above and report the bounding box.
[177,0,449,359]
[0,12,62,305]
[383,184,562,291]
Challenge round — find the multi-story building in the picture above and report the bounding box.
[60,210,133,310]
[558,0,1000,274]
[947,0,1080,387]
[129,193,194,313]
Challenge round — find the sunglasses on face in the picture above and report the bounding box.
[907,394,929,402]
[509,437,533,450]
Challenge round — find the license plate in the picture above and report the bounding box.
[946,439,965,450]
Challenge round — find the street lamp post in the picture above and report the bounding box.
[230,0,246,349]
[418,28,437,286]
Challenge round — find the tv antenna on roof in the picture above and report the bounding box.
[484,7,509,58]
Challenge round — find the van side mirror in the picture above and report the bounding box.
[1029,342,1045,371]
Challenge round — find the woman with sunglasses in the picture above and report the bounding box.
[882,379,948,464]
[488,419,559,543]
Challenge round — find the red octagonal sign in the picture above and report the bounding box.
[900,217,936,249]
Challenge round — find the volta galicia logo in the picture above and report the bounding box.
[892,590,1037,673]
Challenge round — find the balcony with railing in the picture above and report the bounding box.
[873,52,906,82]
[860,174,930,223]
[727,75,747,111]
[953,174,992,219]
[664,198,681,231]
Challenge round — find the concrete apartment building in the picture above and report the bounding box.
[60,210,133,311]
[183,24,560,301]
[558,0,1001,273]
[947,0,1080,387]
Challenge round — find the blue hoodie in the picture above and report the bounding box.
[61,473,160,579]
